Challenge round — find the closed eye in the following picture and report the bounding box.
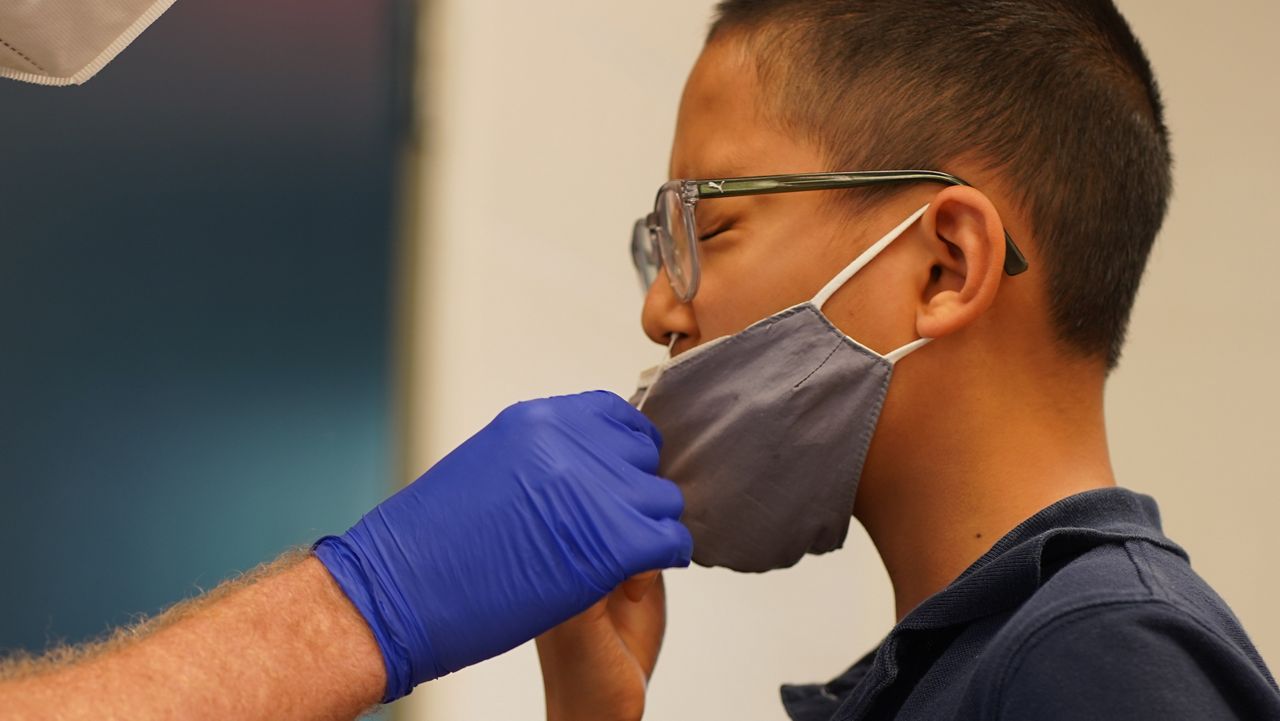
[698,225,731,242]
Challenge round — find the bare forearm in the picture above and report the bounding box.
[0,553,385,721]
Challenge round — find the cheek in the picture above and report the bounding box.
[819,260,921,355]
[692,232,836,340]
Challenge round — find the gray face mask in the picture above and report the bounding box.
[631,205,932,572]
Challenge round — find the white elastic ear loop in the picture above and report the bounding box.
[810,204,934,365]
[811,204,930,310]
[884,336,931,365]
[635,334,680,412]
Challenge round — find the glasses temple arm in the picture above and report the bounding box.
[695,172,1029,276]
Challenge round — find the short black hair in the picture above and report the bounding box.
[709,0,1172,370]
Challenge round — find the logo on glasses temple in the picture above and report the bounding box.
[707,180,725,193]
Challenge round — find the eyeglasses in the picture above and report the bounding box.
[630,169,1029,302]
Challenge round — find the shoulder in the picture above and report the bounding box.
[970,541,1279,720]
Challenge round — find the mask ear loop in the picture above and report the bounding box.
[810,205,930,310]
[809,204,934,365]
[884,336,931,364]
[635,333,681,412]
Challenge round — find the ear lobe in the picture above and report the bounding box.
[915,186,1006,340]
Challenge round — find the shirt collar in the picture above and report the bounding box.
[893,486,1186,633]
[780,487,1186,721]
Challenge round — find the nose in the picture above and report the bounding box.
[641,268,699,347]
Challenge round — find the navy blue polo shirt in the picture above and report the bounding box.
[781,488,1280,720]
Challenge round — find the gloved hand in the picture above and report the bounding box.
[313,391,691,702]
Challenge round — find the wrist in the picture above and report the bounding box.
[537,638,648,721]
[313,534,423,701]
[544,695,645,721]
[297,555,387,709]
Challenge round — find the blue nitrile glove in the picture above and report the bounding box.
[313,390,691,702]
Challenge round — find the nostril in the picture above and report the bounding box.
[641,271,700,347]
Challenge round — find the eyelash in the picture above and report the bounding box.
[698,224,731,242]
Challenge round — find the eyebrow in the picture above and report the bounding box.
[675,149,755,181]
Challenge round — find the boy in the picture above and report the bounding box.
[535,2,1280,719]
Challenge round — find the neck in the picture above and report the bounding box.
[854,364,1115,621]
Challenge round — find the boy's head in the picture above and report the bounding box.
[642,0,1170,379]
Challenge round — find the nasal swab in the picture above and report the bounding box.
[635,333,679,412]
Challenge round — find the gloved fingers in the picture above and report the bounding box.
[573,390,663,449]
[625,517,693,575]
[560,391,661,473]
[585,420,661,475]
[666,518,694,567]
[622,472,685,521]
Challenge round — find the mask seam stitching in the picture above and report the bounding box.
[0,36,47,73]
[808,304,893,365]
[794,341,843,389]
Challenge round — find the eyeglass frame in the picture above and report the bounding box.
[631,169,1030,302]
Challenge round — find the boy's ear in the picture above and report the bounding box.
[915,186,1006,340]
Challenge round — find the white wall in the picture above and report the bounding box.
[400,1,1280,719]
[1104,0,1280,674]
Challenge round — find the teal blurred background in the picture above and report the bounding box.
[0,0,412,655]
